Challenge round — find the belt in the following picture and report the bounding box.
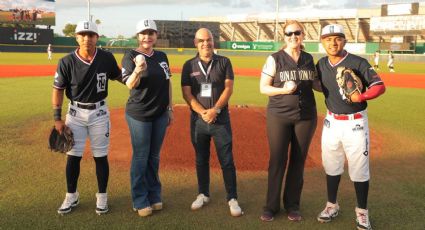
[71,100,105,110]
[328,111,363,120]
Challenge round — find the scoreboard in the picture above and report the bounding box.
[0,27,53,45]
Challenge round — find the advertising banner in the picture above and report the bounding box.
[0,27,53,45]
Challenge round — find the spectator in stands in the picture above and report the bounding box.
[259,20,320,222]
[387,51,395,72]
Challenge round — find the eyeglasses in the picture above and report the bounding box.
[284,30,302,37]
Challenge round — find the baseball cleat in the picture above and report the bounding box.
[355,207,372,230]
[58,192,80,215]
[317,201,339,223]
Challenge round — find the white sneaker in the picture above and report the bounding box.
[356,207,372,230]
[228,198,243,217]
[191,194,210,210]
[317,202,340,223]
[57,192,79,214]
[95,193,108,215]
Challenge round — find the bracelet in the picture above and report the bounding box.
[53,108,62,121]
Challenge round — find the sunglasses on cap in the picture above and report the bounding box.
[284,30,302,37]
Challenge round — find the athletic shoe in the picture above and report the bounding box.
[151,202,163,211]
[355,207,372,230]
[228,198,243,217]
[57,192,79,214]
[191,194,210,210]
[317,202,340,223]
[287,210,302,221]
[95,193,108,215]
[260,212,274,222]
[137,206,153,217]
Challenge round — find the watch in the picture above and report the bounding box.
[214,107,221,114]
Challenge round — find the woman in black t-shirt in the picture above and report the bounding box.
[259,20,320,222]
[121,19,173,217]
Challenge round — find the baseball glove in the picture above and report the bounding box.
[335,66,363,103]
[48,126,75,153]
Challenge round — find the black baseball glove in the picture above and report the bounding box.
[336,66,363,103]
[48,126,75,153]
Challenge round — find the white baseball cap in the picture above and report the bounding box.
[136,19,157,33]
[75,21,98,35]
[321,24,345,39]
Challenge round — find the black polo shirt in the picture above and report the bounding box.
[181,53,234,122]
[53,48,121,103]
[316,51,384,114]
[262,50,317,120]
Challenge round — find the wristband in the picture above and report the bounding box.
[53,108,62,121]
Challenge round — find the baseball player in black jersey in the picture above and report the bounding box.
[259,20,320,222]
[52,21,122,215]
[121,19,172,217]
[316,24,385,230]
[181,28,242,217]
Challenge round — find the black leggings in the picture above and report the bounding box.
[66,155,109,193]
[264,112,317,214]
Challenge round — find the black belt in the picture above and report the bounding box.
[71,101,105,110]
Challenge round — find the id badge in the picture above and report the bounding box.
[201,83,212,97]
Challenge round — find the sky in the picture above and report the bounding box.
[52,0,422,37]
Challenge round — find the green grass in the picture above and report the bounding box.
[1,53,425,229]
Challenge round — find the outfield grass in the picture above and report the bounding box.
[1,53,425,229]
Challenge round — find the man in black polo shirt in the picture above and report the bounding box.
[181,28,243,217]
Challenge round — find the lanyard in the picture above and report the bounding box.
[198,60,214,82]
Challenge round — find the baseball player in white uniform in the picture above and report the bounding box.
[316,24,386,230]
[52,21,122,215]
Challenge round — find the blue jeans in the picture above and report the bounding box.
[190,113,237,201]
[126,112,168,209]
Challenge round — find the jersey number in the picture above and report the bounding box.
[97,73,107,93]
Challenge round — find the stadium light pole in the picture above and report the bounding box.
[275,0,279,42]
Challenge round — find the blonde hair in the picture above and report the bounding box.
[281,20,305,50]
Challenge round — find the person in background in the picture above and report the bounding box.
[387,51,395,72]
[47,43,53,60]
[121,19,173,217]
[259,20,320,222]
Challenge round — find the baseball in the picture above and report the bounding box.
[135,54,145,65]
[285,81,296,90]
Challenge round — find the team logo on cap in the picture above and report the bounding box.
[329,26,334,33]
[144,20,149,27]
[84,22,89,29]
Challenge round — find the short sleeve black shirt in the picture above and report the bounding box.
[316,51,384,114]
[263,50,317,120]
[121,49,171,121]
[53,48,121,103]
